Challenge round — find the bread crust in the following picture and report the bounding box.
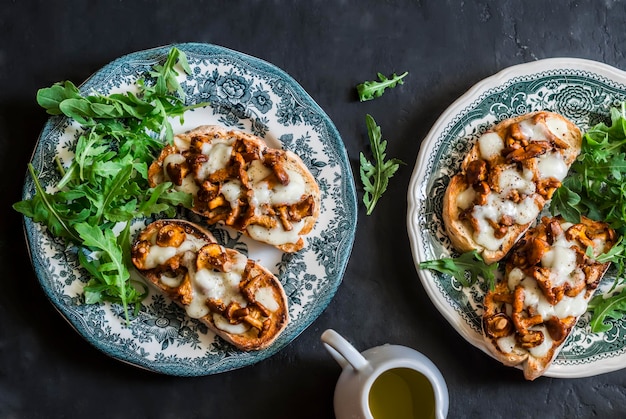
[148,125,320,252]
[481,216,615,380]
[131,219,289,351]
[443,111,582,264]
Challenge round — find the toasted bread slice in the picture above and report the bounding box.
[443,111,581,263]
[482,216,616,380]
[131,219,289,351]
[148,125,320,252]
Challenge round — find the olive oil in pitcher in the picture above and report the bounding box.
[368,367,436,419]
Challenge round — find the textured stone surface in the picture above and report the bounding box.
[2,1,626,418]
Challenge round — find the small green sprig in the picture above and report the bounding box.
[419,250,498,290]
[359,114,404,215]
[356,71,408,102]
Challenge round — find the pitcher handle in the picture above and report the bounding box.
[321,329,369,371]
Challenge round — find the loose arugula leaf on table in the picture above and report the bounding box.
[14,47,203,325]
[356,71,408,102]
[359,114,405,215]
[419,250,498,290]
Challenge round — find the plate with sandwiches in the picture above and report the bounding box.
[407,58,626,379]
[21,43,357,376]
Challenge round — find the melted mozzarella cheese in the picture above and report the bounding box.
[144,246,177,269]
[507,267,526,290]
[471,193,539,251]
[247,159,272,182]
[173,136,191,151]
[519,276,588,320]
[469,116,566,247]
[185,252,247,319]
[143,234,207,269]
[498,168,536,195]
[195,142,233,180]
[221,180,243,207]
[497,335,517,354]
[456,187,476,210]
[163,153,186,168]
[255,287,280,312]
[472,208,505,251]
[528,326,554,358]
[537,152,568,180]
[545,116,569,139]
[519,119,550,142]
[251,169,306,207]
[176,175,200,195]
[540,235,578,287]
[247,220,305,246]
[148,238,281,336]
[478,132,504,160]
[193,268,247,312]
[160,273,185,288]
[213,313,250,334]
[515,196,540,225]
[268,169,306,205]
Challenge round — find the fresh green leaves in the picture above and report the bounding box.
[549,102,626,331]
[550,184,582,224]
[36,80,83,114]
[355,70,408,214]
[588,288,626,333]
[14,47,200,325]
[76,222,142,324]
[356,71,408,102]
[419,250,498,290]
[359,114,405,215]
[13,164,84,243]
[36,47,205,143]
[551,102,626,228]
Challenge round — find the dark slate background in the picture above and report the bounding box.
[2,1,626,418]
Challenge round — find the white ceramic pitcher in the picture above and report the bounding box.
[321,329,449,419]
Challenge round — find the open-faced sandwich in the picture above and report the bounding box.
[131,219,289,351]
[443,111,582,264]
[482,216,616,380]
[147,125,320,252]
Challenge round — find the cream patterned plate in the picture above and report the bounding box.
[22,43,357,376]
[407,58,626,378]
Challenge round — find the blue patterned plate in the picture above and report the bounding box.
[22,43,357,376]
[407,58,626,378]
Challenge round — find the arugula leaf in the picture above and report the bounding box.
[356,71,408,102]
[549,102,626,330]
[588,288,626,332]
[419,250,498,290]
[359,114,405,215]
[75,223,131,321]
[552,103,626,230]
[36,81,82,114]
[13,164,82,243]
[15,47,200,325]
[550,184,582,223]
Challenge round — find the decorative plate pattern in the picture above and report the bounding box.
[22,43,357,376]
[407,58,626,378]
